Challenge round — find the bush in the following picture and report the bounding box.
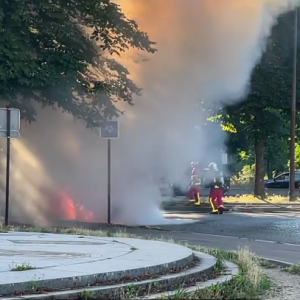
[231,165,256,188]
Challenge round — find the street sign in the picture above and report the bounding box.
[99,120,119,224]
[0,108,20,131]
[100,120,119,139]
[0,131,20,138]
[0,107,21,226]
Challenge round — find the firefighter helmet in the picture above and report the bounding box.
[208,162,218,171]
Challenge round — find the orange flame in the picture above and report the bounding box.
[59,190,94,222]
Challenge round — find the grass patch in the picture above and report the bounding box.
[282,262,300,275]
[175,246,271,299]
[10,262,36,271]
[225,194,300,203]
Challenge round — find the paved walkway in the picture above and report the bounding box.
[0,231,192,291]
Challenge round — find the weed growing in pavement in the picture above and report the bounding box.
[282,262,300,275]
[3,225,271,299]
[10,262,36,271]
[259,259,277,269]
[0,223,8,232]
[122,283,137,298]
[130,246,138,251]
[80,290,95,300]
[28,281,39,292]
[213,257,225,274]
[160,287,190,299]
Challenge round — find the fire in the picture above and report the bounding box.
[58,190,94,222]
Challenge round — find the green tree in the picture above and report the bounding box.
[217,11,298,197]
[0,0,156,127]
[265,135,289,178]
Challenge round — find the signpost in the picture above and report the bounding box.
[100,120,119,224]
[290,8,298,201]
[0,108,20,226]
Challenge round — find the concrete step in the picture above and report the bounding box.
[0,231,238,300]
[3,250,238,299]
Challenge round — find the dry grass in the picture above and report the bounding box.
[283,262,300,275]
[237,247,263,287]
[225,194,300,203]
[160,245,270,299]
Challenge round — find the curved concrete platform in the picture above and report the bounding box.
[2,252,239,300]
[0,231,193,296]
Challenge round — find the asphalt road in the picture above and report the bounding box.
[161,212,300,244]
[122,212,300,264]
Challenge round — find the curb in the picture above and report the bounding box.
[163,206,297,213]
[144,261,239,299]
[261,257,292,268]
[232,208,297,213]
[2,251,217,300]
[164,208,232,213]
[162,201,300,208]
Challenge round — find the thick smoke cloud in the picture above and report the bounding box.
[1,0,300,225]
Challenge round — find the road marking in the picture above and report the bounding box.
[185,231,300,247]
[282,242,300,247]
[253,239,278,244]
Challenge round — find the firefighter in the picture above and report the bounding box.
[188,175,201,205]
[191,161,199,176]
[187,162,200,203]
[207,162,225,214]
[186,161,199,178]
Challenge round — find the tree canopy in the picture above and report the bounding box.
[0,0,156,127]
[210,10,300,196]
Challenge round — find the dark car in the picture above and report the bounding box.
[264,172,300,189]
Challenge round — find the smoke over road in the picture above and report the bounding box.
[1,0,299,226]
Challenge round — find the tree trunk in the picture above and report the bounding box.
[254,139,265,198]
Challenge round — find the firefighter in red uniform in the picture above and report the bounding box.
[207,162,225,214]
[188,175,201,205]
[187,162,201,205]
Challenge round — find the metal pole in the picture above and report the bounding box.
[107,139,111,224]
[290,8,298,201]
[5,108,11,226]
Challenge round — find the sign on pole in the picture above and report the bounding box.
[0,108,20,136]
[0,131,20,138]
[100,120,119,225]
[100,120,119,139]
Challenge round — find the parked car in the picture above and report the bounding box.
[264,172,300,189]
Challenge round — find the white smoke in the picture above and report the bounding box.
[1,0,300,226]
